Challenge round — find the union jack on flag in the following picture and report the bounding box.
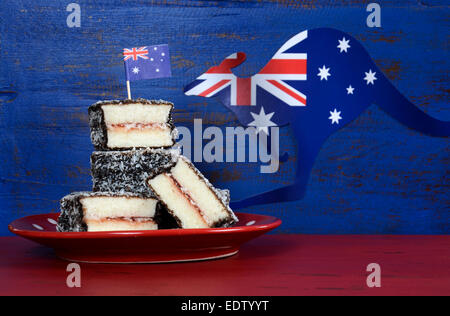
[123,47,150,61]
[184,31,308,107]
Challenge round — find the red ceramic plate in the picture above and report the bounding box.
[8,212,281,263]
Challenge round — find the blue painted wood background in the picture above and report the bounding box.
[0,0,448,235]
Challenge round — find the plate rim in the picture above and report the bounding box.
[8,212,282,239]
[56,250,240,264]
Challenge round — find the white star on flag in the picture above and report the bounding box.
[318,65,331,81]
[346,85,355,95]
[364,70,377,85]
[329,108,342,124]
[248,107,277,135]
[132,67,140,74]
[337,37,351,53]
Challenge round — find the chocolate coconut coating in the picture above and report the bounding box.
[57,192,89,232]
[91,148,179,197]
[217,189,231,206]
[88,98,177,151]
[154,205,180,229]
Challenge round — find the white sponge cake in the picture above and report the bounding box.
[57,192,160,232]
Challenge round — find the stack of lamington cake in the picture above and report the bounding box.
[57,99,238,232]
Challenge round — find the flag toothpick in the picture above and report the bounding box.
[126,80,131,99]
[123,44,172,100]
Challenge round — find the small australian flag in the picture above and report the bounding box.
[123,44,172,81]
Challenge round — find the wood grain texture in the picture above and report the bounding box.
[0,235,449,296]
[0,0,448,235]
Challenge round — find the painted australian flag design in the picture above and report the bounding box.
[124,44,171,81]
[184,28,450,209]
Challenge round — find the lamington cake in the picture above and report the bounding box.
[91,148,179,196]
[89,99,177,150]
[57,192,162,232]
[147,156,238,229]
[58,96,238,233]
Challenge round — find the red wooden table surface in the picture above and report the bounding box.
[0,235,448,296]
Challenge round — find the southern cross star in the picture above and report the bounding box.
[329,108,342,124]
[248,106,277,135]
[318,65,331,81]
[337,37,351,53]
[346,85,355,95]
[364,70,377,85]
